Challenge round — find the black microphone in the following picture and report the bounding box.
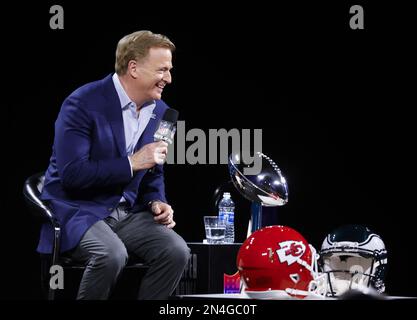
[153,108,179,145]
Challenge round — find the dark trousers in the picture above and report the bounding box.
[70,209,190,300]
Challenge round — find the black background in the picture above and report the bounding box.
[2,1,416,301]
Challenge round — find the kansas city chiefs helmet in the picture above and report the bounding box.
[237,225,326,299]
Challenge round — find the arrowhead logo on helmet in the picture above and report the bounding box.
[276,241,306,265]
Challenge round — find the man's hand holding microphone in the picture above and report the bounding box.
[129,140,168,171]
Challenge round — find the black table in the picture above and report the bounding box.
[175,242,242,295]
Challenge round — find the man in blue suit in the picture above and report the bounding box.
[38,30,190,299]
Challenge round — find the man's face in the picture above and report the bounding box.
[134,47,173,101]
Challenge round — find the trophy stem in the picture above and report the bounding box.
[250,202,263,233]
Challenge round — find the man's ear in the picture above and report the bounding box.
[128,60,139,79]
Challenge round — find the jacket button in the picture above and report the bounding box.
[108,207,113,212]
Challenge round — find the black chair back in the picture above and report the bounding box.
[23,172,54,223]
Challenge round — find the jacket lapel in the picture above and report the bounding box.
[102,75,127,157]
[134,101,166,152]
[101,75,168,157]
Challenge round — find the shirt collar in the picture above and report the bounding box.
[112,73,156,111]
[112,73,132,109]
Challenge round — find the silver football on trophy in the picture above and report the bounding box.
[228,152,288,207]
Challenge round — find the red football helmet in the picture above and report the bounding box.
[237,225,325,299]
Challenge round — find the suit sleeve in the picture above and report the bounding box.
[138,164,167,205]
[55,96,132,190]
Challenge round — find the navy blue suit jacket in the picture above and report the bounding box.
[38,74,169,253]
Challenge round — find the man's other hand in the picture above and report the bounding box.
[150,201,176,228]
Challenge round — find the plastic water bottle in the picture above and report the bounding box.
[218,192,235,243]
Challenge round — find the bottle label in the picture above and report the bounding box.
[219,211,227,223]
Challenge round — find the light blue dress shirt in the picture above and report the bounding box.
[111,73,156,218]
[112,73,156,164]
